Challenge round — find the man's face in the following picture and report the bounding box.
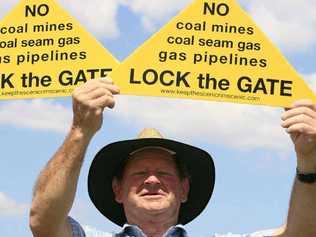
[112,148,189,222]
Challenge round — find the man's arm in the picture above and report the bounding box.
[276,100,316,237]
[29,78,120,237]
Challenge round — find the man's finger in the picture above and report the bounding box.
[91,94,116,109]
[104,84,120,95]
[85,87,114,100]
[99,77,114,84]
[281,114,314,128]
[74,80,120,96]
[87,78,120,94]
[281,106,316,121]
[286,123,311,134]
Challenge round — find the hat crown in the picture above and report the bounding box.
[137,128,164,139]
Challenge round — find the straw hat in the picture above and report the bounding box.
[88,128,215,226]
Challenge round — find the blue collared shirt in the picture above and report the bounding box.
[69,216,274,237]
[115,224,188,237]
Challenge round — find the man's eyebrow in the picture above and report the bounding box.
[131,170,147,175]
[157,171,174,175]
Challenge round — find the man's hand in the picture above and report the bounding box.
[71,78,120,138]
[281,99,316,173]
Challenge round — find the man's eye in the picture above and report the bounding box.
[157,171,172,176]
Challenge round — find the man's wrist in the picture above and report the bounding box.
[69,125,95,143]
[296,153,316,183]
[296,168,316,184]
[296,154,316,173]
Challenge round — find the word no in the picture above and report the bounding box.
[203,2,229,16]
[25,4,49,17]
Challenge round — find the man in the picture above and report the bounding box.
[30,78,316,237]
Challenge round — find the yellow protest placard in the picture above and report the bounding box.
[110,0,316,107]
[0,0,118,100]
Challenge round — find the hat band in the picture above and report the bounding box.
[129,146,176,156]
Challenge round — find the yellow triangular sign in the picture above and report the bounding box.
[110,0,316,107]
[0,0,119,100]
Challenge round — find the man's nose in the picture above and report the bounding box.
[144,174,161,184]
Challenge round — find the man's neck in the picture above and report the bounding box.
[127,213,178,237]
[137,221,174,237]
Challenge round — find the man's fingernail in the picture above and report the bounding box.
[100,77,113,83]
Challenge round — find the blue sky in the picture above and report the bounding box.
[1,0,316,236]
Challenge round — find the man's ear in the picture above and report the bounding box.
[181,178,190,203]
[112,178,123,203]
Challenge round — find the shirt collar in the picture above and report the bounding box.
[116,224,188,237]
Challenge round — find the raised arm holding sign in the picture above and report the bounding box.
[281,100,316,236]
[30,78,120,237]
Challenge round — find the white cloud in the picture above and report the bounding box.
[0,96,292,152]
[0,192,28,216]
[305,73,316,92]
[58,0,120,39]
[120,0,191,32]
[0,100,71,133]
[112,96,292,152]
[83,225,113,237]
[240,0,316,52]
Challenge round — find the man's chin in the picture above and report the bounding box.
[139,201,170,212]
[131,195,175,212]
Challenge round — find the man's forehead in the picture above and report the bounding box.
[126,147,177,166]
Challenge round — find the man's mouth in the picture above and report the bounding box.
[140,192,165,197]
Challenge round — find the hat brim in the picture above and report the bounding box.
[88,138,215,226]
